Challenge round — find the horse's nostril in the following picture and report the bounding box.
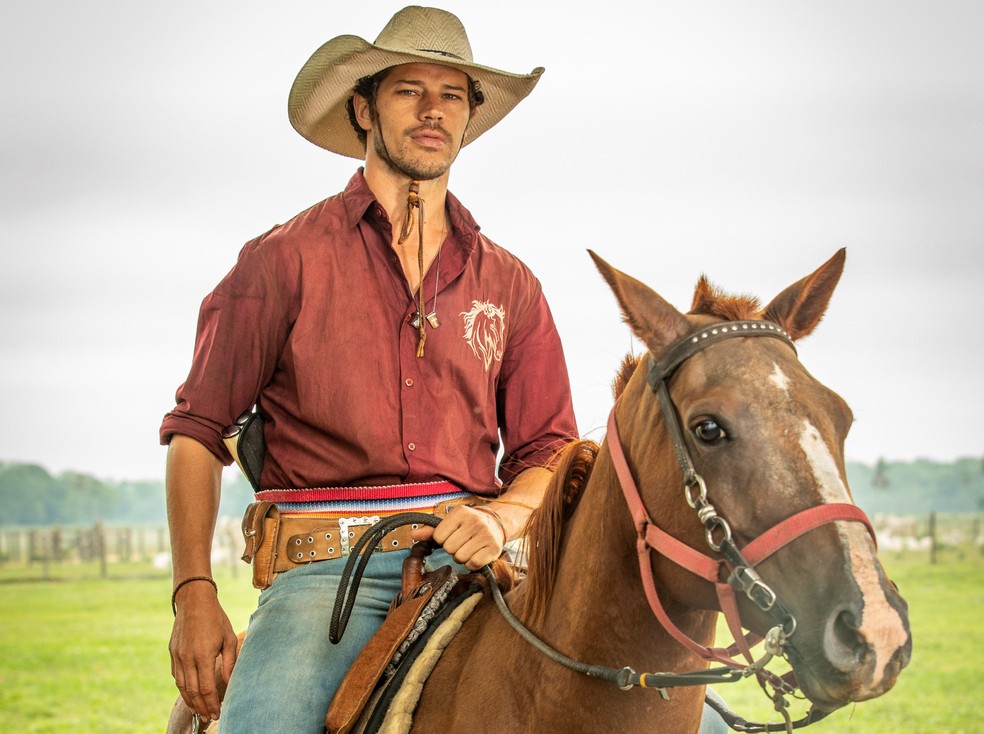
[834,607,859,640]
[824,605,867,672]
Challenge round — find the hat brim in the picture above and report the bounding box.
[288,34,544,158]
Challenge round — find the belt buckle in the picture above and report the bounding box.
[338,516,381,556]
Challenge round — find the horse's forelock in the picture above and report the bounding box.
[518,440,599,628]
[689,275,762,321]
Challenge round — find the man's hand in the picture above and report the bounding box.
[168,584,238,723]
[411,504,506,570]
[410,467,553,569]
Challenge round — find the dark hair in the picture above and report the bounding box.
[345,67,486,147]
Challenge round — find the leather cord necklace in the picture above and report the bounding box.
[397,181,443,357]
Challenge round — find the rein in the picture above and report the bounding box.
[331,512,827,732]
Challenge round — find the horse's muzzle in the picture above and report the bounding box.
[791,588,912,710]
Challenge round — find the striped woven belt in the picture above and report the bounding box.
[255,480,473,517]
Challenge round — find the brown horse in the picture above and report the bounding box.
[169,249,911,733]
[408,249,910,732]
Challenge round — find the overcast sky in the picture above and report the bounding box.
[1,1,981,481]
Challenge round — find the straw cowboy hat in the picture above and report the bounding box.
[288,6,544,158]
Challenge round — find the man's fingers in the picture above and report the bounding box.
[171,637,227,720]
[175,658,208,718]
[221,633,238,684]
[449,533,502,570]
[199,659,223,721]
[410,525,435,543]
[425,506,506,569]
[172,660,191,710]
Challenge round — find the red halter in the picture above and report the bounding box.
[607,321,876,671]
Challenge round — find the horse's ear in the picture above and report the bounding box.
[589,250,691,352]
[761,248,846,340]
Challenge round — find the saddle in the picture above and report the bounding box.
[325,541,503,734]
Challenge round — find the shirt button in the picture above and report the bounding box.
[405,378,414,387]
[408,442,416,451]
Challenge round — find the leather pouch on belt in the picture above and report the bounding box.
[241,501,280,590]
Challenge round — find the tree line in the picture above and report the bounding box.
[0,455,982,527]
[848,456,984,515]
[0,462,254,526]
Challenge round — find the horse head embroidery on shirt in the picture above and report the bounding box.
[460,300,506,371]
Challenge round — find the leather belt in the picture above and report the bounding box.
[277,514,417,568]
[241,496,476,589]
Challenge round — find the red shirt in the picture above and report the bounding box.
[160,171,577,494]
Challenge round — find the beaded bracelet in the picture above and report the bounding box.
[171,576,218,615]
[473,505,509,546]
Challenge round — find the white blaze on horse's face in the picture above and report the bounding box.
[798,419,910,694]
[768,363,792,395]
[798,421,851,504]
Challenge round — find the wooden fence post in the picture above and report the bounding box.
[95,521,108,579]
[11,532,22,562]
[52,526,63,562]
[120,527,133,563]
[928,511,938,565]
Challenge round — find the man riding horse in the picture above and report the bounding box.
[161,6,729,733]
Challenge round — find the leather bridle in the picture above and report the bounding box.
[606,320,876,722]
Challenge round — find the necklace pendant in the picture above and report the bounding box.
[409,311,440,329]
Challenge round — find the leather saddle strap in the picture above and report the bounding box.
[325,551,452,734]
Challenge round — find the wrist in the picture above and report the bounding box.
[487,500,536,540]
[473,505,509,545]
[171,576,218,615]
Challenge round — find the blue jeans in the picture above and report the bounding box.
[221,548,448,733]
[220,549,730,733]
[701,687,731,734]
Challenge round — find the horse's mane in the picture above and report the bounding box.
[517,439,599,627]
[612,353,643,400]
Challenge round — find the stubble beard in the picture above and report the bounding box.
[373,123,458,182]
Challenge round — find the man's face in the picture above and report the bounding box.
[358,62,474,181]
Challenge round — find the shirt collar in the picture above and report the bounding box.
[341,168,481,251]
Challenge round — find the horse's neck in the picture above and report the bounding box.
[536,447,716,671]
[416,406,718,731]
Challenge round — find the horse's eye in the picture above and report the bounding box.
[693,419,726,444]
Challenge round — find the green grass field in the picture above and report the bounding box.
[0,548,981,733]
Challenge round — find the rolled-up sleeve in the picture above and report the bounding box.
[160,231,295,463]
[495,279,577,486]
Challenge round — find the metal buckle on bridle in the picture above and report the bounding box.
[616,666,637,691]
[684,473,708,508]
[730,565,778,612]
[700,510,733,552]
